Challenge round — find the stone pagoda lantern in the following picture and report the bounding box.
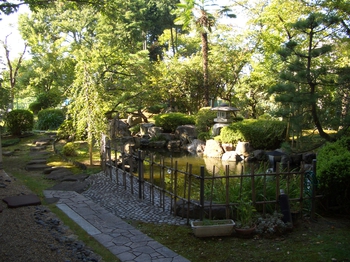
[211,103,239,136]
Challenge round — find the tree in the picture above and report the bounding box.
[173,0,235,106]
[270,12,346,141]
[0,34,27,111]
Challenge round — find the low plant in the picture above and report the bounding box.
[235,199,256,229]
[62,142,78,157]
[316,136,350,212]
[255,211,290,238]
[195,107,216,134]
[217,119,287,149]
[5,109,34,136]
[36,108,65,130]
[154,113,195,133]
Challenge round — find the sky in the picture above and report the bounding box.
[0,1,248,71]
[0,5,30,68]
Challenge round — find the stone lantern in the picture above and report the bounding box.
[211,103,239,136]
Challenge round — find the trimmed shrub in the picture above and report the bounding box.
[36,92,61,109]
[217,119,287,149]
[5,109,34,136]
[62,142,78,157]
[29,101,42,114]
[36,109,65,130]
[154,113,195,133]
[195,107,216,134]
[57,120,75,140]
[317,137,350,212]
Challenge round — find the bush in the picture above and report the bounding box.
[317,137,350,212]
[57,120,75,140]
[62,142,78,157]
[195,107,216,134]
[5,109,34,136]
[29,101,42,114]
[217,119,287,149]
[36,91,61,109]
[153,113,195,133]
[36,109,65,130]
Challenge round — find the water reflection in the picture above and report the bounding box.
[140,148,260,177]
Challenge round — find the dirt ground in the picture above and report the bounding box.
[0,169,102,262]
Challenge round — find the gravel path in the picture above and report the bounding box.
[0,170,102,262]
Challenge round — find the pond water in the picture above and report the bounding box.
[140,148,265,177]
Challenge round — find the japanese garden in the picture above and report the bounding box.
[0,0,349,261]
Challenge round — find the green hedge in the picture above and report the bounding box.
[154,113,195,133]
[317,137,350,212]
[36,108,65,130]
[195,107,216,134]
[217,119,287,149]
[5,109,34,136]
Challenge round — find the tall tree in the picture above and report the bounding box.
[173,0,235,106]
[0,34,27,111]
[270,12,346,141]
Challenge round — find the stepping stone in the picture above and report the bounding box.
[26,164,50,171]
[47,181,89,193]
[27,159,47,165]
[61,174,89,182]
[2,151,15,156]
[30,146,47,151]
[35,141,51,146]
[3,194,41,208]
[43,166,67,174]
[46,169,74,181]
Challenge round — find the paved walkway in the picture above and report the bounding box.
[44,172,191,262]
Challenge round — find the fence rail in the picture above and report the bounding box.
[101,136,318,224]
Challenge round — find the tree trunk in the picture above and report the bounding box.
[201,32,210,107]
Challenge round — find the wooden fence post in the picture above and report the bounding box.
[138,150,143,199]
[311,159,317,221]
[200,166,205,221]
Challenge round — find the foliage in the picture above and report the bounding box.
[4,109,34,136]
[194,107,216,134]
[153,112,195,133]
[36,108,65,130]
[197,132,211,141]
[28,101,42,114]
[35,92,62,110]
[316,137,350,211]
[235,199,256,228]
[217,119,287,149]
[1,138,20,147]
[57,120,75,140]
[270,12,346,142]
[62,142,78,157]
[255,212,290,238]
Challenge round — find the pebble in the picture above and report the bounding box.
[33,206,102,262]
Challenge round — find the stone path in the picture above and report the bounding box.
[83,172,189,225]
[44,190,190,262]
[25,135,191,261]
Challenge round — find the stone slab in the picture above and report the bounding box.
[56,203,101,235]
[3,194,41,208]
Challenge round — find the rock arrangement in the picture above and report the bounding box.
[33,206,102,262]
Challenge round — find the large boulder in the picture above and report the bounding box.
[148,126,164,138]
[186,139,206,154]
[175,125,197,145]
[140,123,155,136]
[203,139,224,158]
[222,151,243,162]
[235,141,252,156]
[127,115,142,127]
[111,119,131,137]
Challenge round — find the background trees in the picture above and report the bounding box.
[0,0,349,146]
